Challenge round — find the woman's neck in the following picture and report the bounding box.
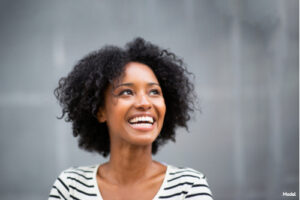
[103,144,154,185]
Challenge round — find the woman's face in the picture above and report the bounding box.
[97,62,166,147]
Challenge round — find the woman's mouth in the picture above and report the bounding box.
[128,116,155,131]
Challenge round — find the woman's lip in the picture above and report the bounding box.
[128,121,155,131]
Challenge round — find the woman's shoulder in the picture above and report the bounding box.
[161,164,214,199]
[56,164,98,181]
[166,164,207,180]
[62,164,98,174]
[49,165,99,199]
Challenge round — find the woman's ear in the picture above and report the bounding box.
[97,107,107,123]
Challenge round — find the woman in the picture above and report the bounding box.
[49,38,213,200]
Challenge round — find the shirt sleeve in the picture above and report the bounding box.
[48,171,70,200]
[184,175,214,200]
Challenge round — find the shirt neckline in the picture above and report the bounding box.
[93,163,170,200]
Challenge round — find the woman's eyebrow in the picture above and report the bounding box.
[114,82,160,89]
[148,82,160,86]
[114,83,133,88]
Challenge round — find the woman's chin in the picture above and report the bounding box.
[129,135,157,146]
[122,126,160,145]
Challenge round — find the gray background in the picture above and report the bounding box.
[0,0,298,200]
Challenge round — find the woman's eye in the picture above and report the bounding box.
[149,89,161,95]
[119,89,133,96]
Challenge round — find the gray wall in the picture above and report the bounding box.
[0,0,298,200]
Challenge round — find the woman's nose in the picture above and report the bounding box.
[135,93,151,110]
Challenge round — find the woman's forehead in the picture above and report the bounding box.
[114,62,159,85]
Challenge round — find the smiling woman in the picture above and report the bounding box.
[49,38,213,200]
[97,62,166,148]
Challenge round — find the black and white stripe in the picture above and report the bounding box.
[49,164,213,200]
[157,166,212,199]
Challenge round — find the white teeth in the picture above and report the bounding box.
[129,116,154,124]
[131,123,153,128]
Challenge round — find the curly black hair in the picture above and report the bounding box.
[54,37,197,157]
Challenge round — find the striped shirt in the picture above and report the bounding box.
[49,164,213,200]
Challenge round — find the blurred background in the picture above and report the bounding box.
[0,0,298,199]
